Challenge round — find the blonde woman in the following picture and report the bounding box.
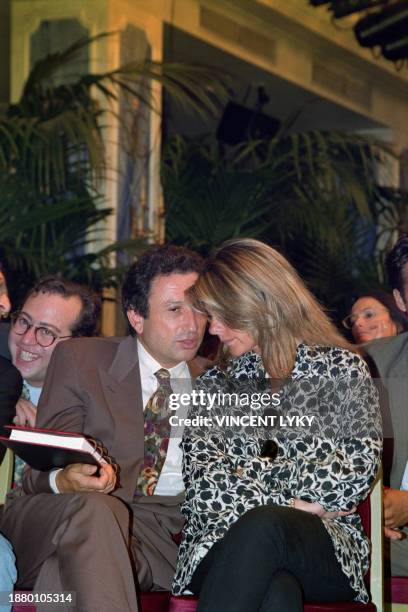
[173,238,382,612]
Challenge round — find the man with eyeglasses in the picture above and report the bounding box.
[364,234,408,580]
[0,276,98,608]
[8,276,100,431]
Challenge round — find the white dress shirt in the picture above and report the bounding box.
[401,462,408,490]
[50,339,192,495]
[24,382,42,407]
[137,339,191,496]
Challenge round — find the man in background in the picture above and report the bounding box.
[9,276,100,429]
[365,234,408,576]
[7,276,100,488]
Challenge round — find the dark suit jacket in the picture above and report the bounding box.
[23,335,205,502]
[0,324,11,360]
[0,356,22,462]
[365,332,408,489]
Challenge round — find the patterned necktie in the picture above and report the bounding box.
[12,382,30,487]
[136,368,173,496]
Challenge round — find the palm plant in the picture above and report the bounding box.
[163,137,273,254]
[0,34,228,300]
[163,128,407,322]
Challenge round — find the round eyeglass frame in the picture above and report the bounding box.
[10,312,72,348]
[342,307,389,330]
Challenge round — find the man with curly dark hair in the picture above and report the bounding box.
[0,245,207,612]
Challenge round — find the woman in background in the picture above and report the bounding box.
[342,290,408,344]
[173,238,382,612]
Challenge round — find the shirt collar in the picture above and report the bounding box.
[136,339,188,379]
[23,381,43,406]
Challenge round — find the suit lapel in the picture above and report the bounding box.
[97,341,208,497]
[98,335,142,416]
[98,336,145,479]
[108,335,140,382]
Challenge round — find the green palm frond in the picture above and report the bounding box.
[2,34,228,194]
[1,34,229,300]
[20,32,112,100]
[163,130,407,321]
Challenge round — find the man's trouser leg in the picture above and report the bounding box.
[130,494,184,591]
[0,492,138,612]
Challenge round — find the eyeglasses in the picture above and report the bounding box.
[342,307,389,330]
[10,313,72,348]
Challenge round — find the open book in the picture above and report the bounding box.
[0,425,113,472]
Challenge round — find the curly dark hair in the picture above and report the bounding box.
[386,234,408,294]
[24,276,101,337]
[122,244,204,318]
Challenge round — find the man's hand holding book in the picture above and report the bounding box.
[56,462,117,494]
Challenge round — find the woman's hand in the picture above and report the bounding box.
[293,498,357,520]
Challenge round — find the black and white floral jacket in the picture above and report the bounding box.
[172,344,382,602]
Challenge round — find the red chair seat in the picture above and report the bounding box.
[11,590,171,612]
[168,597,196,612]
[304,604,375,611]
[385,576,408,604]
[11,591,36,612]
[169,595,376,611]
[140,590,171,611]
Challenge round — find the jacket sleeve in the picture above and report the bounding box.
[279,359,382,512]
[22,342,86,494]
[0,359,22,428]
[0,359,22,462]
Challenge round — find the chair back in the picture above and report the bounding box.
[0,448,14,504]
[367,471,384,611]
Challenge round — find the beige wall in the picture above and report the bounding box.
[0,0,10,105]
[10,0,408,144]
[10,0,166,335]
[159,0,408,149]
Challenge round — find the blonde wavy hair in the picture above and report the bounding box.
[189,238,354,377]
